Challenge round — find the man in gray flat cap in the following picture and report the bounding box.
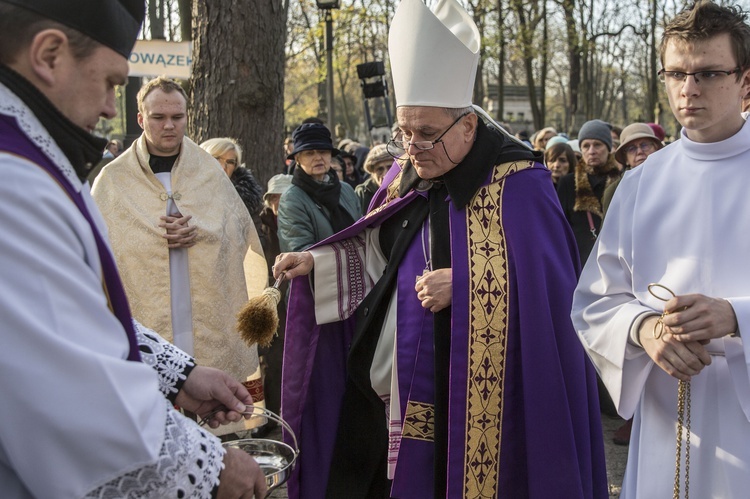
[0,1,266,497]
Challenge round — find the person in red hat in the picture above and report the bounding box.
[647,122,667,142]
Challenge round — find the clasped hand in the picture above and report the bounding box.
[159,214,197,249]
[639,293,738,381]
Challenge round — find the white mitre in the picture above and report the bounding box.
[388,0,480,108]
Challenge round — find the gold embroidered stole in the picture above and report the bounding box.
[463,160,534,496]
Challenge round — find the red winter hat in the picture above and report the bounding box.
[647,123,666,142]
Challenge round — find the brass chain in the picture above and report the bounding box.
[685,381,691,497]
[648,284,691,499]
[673,380,691,499]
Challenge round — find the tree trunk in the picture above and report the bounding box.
[562,0,581,131]
[620,73,628,123]
[497,0,505,122]
[190,0,288,188]
[177,0,192,42]
[647,0,658,122]
[579,0,592,124]
[540,0,548,126]
[147,0,165,40]
[511,0,542,129]
[472,5,486,110]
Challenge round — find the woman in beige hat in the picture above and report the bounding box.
[602,123,663,214]
[355,144,392,213]
[597,123,663,447]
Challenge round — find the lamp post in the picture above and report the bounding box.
[316,0,339,132]
[357,61,393,144]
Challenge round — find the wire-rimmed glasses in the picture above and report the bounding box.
[386,112,469,160]
[625,141,657,156]
[657,67,742,86]
[214,156,238,168]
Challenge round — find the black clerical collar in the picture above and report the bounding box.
[0,64,107,182]
[149,153,180,174]
[398,118,540,208]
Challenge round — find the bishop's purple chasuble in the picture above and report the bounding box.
[281,154,608,498]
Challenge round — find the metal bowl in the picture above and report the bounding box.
[223,437,297,490]
[221,407,299,494]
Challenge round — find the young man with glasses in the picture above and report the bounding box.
[273,0,607,497]
[572,2,750,497]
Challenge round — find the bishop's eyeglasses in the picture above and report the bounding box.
[387,112,469,159]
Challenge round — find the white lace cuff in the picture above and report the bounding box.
[134,320,196,402]
[84,402,225,498]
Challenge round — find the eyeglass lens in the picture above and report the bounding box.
[388,112,468,154]
[215,157,237,166]
[658,68,740,85]
[626,142,655,154]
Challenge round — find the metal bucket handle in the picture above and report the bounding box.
[199,405,299,455]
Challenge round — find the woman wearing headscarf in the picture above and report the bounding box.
[277,123,361,252]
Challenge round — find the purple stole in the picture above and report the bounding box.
[283,159,607,498]
[283,166,429,498]
[392,236,436,496]
[0,114,141,361]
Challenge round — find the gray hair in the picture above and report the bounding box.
[200,137,243,166]
[443,106,475,120]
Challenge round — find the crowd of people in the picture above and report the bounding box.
[3,0,750,498]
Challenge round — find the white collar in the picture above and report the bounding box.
[0,82,82,191]
[679,118,750,162]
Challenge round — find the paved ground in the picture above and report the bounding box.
[601,415,629,497]
[257,415,629,498]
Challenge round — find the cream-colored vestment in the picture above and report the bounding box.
[93,136,267,433]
